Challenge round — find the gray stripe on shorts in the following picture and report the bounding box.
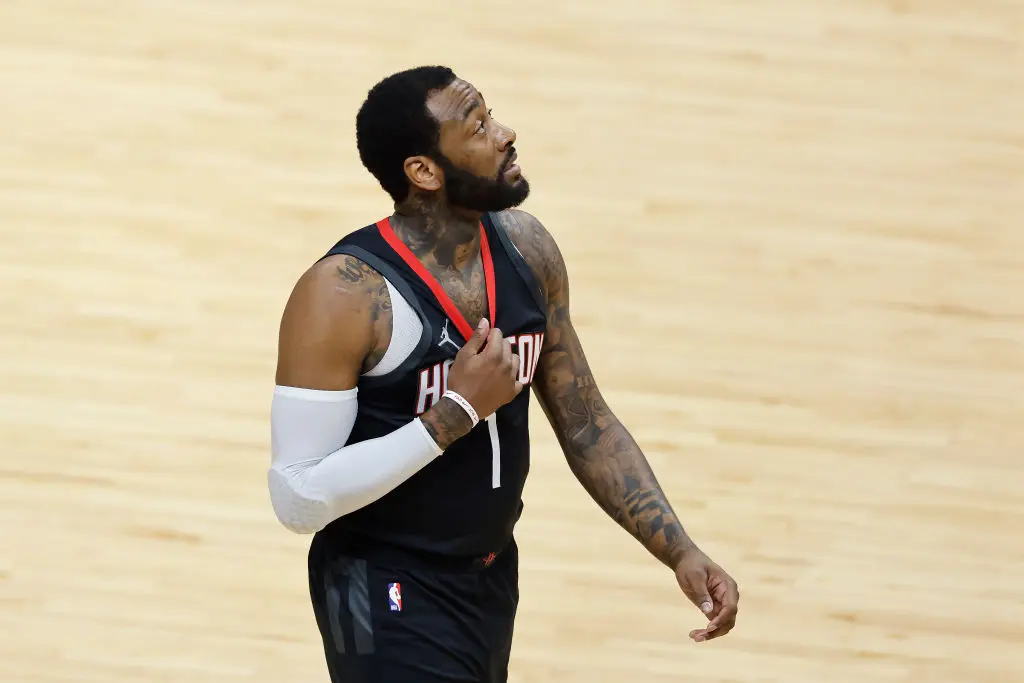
[323,573,347,654]
[345,558,375,655]
[325,557,375,656]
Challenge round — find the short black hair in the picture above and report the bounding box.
[356,66,458,203]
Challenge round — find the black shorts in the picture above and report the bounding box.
[308,533,519,683]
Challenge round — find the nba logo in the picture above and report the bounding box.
[387,582,402,612]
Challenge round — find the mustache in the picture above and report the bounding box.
[499,147,517,173]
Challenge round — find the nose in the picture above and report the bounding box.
[497,122,516,151]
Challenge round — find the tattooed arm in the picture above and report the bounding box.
[496,210,695,568]
[498,209,740,640]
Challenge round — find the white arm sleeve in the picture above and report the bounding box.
[267,385,443,534]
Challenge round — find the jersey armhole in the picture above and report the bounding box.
[320,244,434,387]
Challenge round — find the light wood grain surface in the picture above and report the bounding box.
[2,1,1022,681]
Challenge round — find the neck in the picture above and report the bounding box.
[391,195,482,270]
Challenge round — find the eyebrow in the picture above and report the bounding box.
[459,92,485,121]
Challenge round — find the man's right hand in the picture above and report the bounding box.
[449,318,523,418]
[419,318,522,449]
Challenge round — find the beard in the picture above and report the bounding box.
[431,150,530,212]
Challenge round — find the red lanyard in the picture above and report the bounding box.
[376,217,496,342]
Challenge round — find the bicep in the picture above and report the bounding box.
[532,302,606,446]
[275,256,378,391]
[528,251,606,444]
[498,209,605,439]
[497,209,613,446]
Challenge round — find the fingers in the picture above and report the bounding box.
[692,573,740,643]
[502,340,522,393]
[489,331,520,380]
[705,604,738,638]
[690,612,736,642]
[462,318,491,354]
[707,570,739,628]
[483,327,505,357]
[675,556,739,644]
[501,336,514,366]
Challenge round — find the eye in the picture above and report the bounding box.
[476,109,493,134]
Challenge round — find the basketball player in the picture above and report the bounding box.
[268,66,739,682]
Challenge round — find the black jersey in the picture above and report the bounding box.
[312,212,547,563]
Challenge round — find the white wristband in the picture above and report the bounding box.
[442,389,480,427]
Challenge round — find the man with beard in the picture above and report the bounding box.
[268,66,740,683]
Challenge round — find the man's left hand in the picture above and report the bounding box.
[673,546,740,642]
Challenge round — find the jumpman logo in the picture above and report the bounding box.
[438,319,462,353]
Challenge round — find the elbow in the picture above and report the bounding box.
[271,497,321,535]
[561,414,625,465]
[561,432,597,475]
[267,468,329,535]
[270,510,318,535]
[562,421,601,460]
[278,518,321,535]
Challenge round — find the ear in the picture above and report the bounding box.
[403,155,443,193]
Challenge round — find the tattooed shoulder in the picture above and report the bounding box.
[364,276,393,373]
[322,253,393,373]
[333,253,379,287]
[493,209,568,306]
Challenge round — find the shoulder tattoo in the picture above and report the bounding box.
[330,254,392,370]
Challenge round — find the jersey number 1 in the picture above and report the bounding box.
[486,414,500,488]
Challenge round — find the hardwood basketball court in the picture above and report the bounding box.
[2,2,1022,681]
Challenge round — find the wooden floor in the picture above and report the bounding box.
[2,1,1023,681]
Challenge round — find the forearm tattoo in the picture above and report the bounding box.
[420,397,475,451]
[499,210,694,568]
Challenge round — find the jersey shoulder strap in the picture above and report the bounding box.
[484,212,547,313]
